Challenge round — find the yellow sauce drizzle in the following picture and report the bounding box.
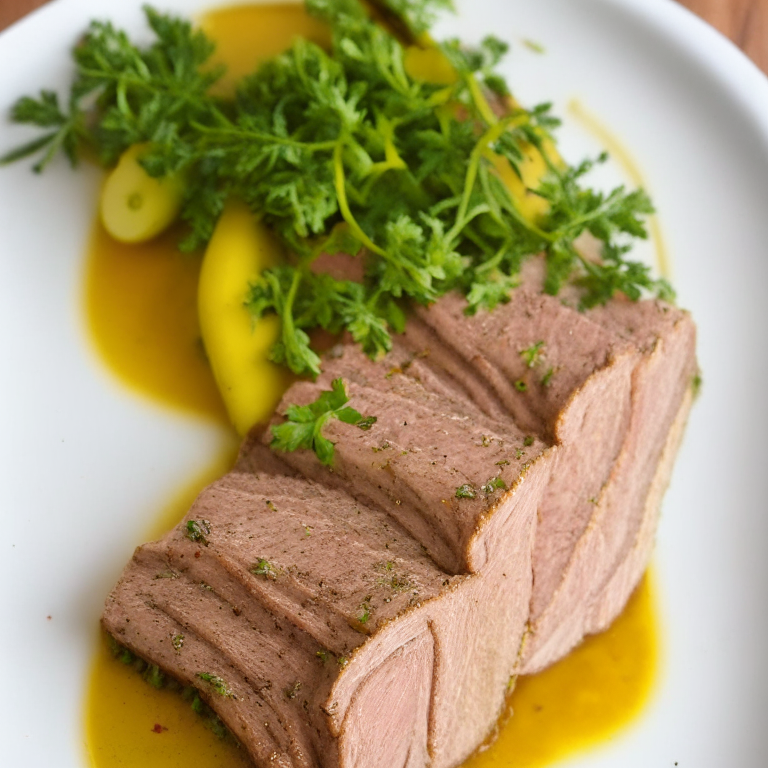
[85,449,245,768]
[568,98,672,281]
[466,574,658,768]
[84,222,228,423]
[83,6,660,768]
[202,2,332,97]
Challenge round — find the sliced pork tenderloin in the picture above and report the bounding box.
[268,344,549,575]
[393,280,696,671]
[104,447,551,768]
[517,295,697,671]
[103,541,341,768]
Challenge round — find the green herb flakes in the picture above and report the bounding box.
[357,416,378,431]
[482,476,507,494]
[186,519,211,546]
[197,672,235,699]
[520,341,545,368]
[250,558,278,580]
[285,681,302,699]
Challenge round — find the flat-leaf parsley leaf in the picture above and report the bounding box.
[270,377,374,465]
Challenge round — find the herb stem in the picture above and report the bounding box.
[333,141,386,257]
[194,123,339,153]
[466,74,498,126]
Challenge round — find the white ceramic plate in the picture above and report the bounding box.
[2,0,767,766]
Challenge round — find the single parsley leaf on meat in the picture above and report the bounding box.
[270,377,375,465]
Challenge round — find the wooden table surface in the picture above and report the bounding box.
[0,0,766,71]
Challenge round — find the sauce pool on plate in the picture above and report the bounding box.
[83,4,660,767]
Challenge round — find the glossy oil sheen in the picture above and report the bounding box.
[84,5,659,768]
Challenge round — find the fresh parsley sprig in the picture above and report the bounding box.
[0,91,86,173]
[270,377,376,465]
[2,0,673,384]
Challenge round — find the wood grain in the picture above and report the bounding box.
[678,0,768,72]
[0,0,48,33]
[0,0,766,72]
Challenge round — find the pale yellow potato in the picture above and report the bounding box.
[100,144,184,243]
[404,45,458,85]
[490,138,556,223]
[198,200,288,435]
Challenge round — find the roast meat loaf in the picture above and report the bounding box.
[103,270,697,768]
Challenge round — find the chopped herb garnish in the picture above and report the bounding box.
[388,574,413,592]
[250,558,278,580]
[186,519,211,546]
[482,476,507,494]
[155,569,179,580]
[541,367,555,387]
[523,435,534,446]
[692,372,703,398]
[285,681,302,699]
[356,416,378,431]
[145,664,165,689]
[521,341,545,368]
[270,378,374,466]
[197,673,235,699]
[455,483,477,499]
[171,633,185,652]
[514,380,528,392]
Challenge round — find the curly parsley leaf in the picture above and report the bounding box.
[270,377,375,465]
[0,91,86,172]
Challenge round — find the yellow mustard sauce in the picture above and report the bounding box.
[465,575,658,768]
[85,221,228,423]
[84,5,660,767]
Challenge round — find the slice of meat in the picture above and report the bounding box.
[103,274,697,768]
[392,279,696,672]
[104,445,550,768]
[269,342,548,575]
[518,297,697,672]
